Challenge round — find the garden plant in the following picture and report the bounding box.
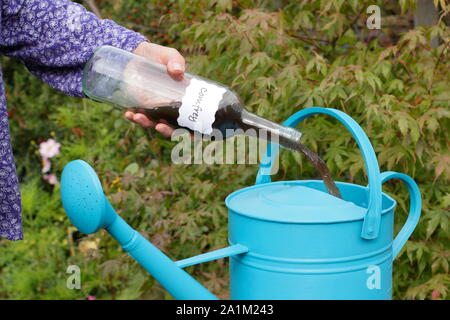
[0,0,448,300]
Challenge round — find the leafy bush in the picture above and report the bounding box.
[0,0,448,300]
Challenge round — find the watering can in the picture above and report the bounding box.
[60,107,421,300]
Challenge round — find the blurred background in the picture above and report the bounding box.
[0,0,448,300]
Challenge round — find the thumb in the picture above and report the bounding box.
[163,48,186,80]
[134,42,186,80]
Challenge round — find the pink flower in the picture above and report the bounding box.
[39,139,61,159]
[42,157,51,173]
[432,290,441,300]
[43,173,58,185]
[87,295,96,300]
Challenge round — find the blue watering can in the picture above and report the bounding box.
[60,107,421,300]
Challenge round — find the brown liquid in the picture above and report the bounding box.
[290,143,342,199]
[132,101,342,199]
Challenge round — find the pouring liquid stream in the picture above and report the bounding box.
[131,102,343,199]
[289,143,342,199]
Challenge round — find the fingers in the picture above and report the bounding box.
[133,42,185,81]
[125,111,155,128]
[155,123,174,137]
[124,111,173,137]
[124,111,135,121]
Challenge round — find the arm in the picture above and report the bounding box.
[0,0,183,135]
[0,0,146,97]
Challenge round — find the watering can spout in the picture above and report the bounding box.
[60,160,217,300]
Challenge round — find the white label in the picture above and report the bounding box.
[177,78,226,135]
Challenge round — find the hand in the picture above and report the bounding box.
[124,42,185,137]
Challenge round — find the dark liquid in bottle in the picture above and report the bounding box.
[132,94,248,139]
[131,101,342,199]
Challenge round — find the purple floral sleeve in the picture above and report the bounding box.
[0,0,147,241]
[0,0,147,96]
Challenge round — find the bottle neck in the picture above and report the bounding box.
[240,110,302,150]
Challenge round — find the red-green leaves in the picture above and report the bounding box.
[1,0,448,300]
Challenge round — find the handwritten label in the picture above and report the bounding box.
[177,78,226,135]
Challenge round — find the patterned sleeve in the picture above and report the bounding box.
[0,0,148,97]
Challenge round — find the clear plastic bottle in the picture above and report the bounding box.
[82,45,302,148]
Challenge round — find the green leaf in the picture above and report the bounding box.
[116,272,146,300]
[398,117,409,136]
[124,162,139,175]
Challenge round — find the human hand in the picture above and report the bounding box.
[124,42,185,137]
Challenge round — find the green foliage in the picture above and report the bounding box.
[0,0,448,300]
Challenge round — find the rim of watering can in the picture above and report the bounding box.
[225,180,396,224]
[255,107,383,239]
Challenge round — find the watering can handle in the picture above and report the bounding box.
[381,171,422,260]
[255,107,382,240]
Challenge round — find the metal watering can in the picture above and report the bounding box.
[60,107,421,300]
